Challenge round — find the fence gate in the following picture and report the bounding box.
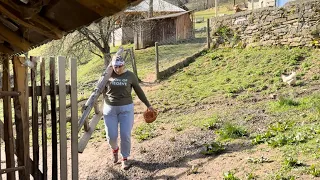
[0,55,78,180]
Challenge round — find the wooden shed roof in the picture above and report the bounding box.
[139,11,190,21]
[0,0,142,55]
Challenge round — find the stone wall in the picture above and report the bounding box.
[210,0,320,48]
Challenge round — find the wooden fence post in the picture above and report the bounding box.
[13,56,29,180]
[207,19,211,49]
[40,58,47,180]
[49,57,58,180]
[215,0,218,17]
[58,56,67,180]
[130,47,138,79]
[70,58,79,180]
[155,42,159,80]
[31,56,39,180]
[3,55,15,180]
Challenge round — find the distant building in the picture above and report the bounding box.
[247,0,296,10]
[133,11,194,50]
[116,0,186,45]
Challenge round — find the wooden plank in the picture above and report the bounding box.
[0,166,25,175]
[0,85,71,97]
[0,120,2,180]
[2,55,16,180]
[40,58,48,180]
[49,57,58,180]
[30,57,39,180]
[78,113,103,153]
[0,91,20,97]
[70,58,79,180]
[0,22,31,51]
[58,56,67,180]
[0,44,13,54]
[12,56,29,180]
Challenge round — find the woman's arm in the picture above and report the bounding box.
[131,73,151,108]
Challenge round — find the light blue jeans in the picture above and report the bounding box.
[103,103,134,159]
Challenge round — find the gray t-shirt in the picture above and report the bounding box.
[104,70,150,107]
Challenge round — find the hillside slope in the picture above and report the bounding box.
[80,47,320,179]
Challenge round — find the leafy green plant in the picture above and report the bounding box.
[217,123,248,140]
[283,157,304,168]
[201,142,225,155]
[308,164,320,177]
[246,172,258,180]
[274,174,295,180]
[269,121,292,132]
[134,124,157,142]
[223,171,240,180]
[278,96,300,107]
[252,131,276,145]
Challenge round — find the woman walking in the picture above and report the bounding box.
[103,50,154,170]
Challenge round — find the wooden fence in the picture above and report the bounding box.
[0,55,78,180]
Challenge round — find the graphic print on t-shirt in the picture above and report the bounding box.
[110,78,128,86]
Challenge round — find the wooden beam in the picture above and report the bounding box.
[76,0,127,16]
[0,44,14,54]
[0,85,71,97]
[31,15,64,39]
[0,22,31,51]
[0,3,61,39]
[3,55,16,180]
[0,166,25,175]
[0,91,20,97]
[12,56,30,180]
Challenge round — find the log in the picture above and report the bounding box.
[3,54,15,180]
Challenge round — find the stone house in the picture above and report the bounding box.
[248,0,296,10]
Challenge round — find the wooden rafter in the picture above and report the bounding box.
[31,15,64,39]
[76,0,128,16]
[0,3,61,39]
[0,44,13,54]
[0,22,31,51]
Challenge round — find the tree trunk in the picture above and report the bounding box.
[103,53,111,68]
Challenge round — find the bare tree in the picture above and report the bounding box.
[39,16,119,67]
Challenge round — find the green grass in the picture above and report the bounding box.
[194,6,235,29]
[149,47,319,112]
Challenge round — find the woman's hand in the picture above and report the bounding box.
[148,106,155,112]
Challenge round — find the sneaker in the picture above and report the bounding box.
[121,158,130,170]
[112,148,119,163]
